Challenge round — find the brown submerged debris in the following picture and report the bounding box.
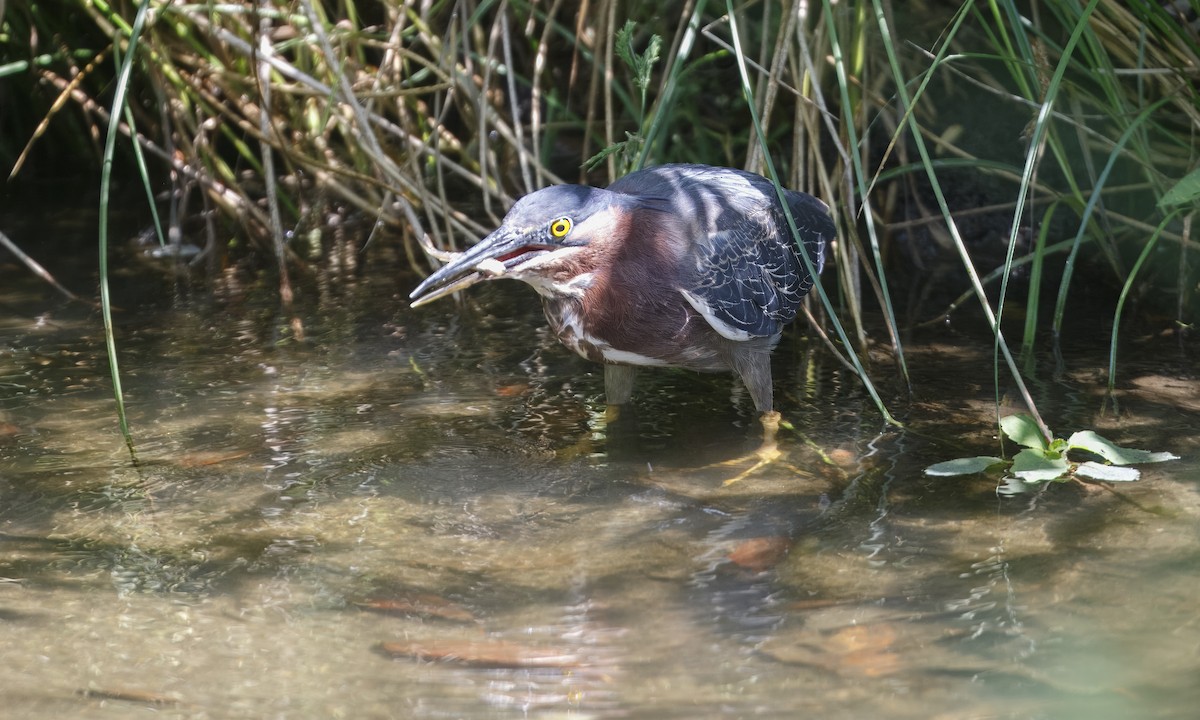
[727,536,792,571]
[376,638,580,669]
[759,622,903,678]
[357,593,477,623]
[76,687,182,707]
[827,448,857,468]
[759,603,989,680]
[175,450,252,467]
[493,383,530,398]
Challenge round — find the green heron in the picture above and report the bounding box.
[410,163,833,447]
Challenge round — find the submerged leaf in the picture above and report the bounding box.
[1000,415,1048,450]
[1075,462,1140,482]
[924,456,1005,476]
[1067,431,1180,465]
[1011,448,1071,483]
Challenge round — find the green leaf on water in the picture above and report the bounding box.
[924,456,1005,476]
[1001,414,1048,450]
[1011,448,1071,483]
[1066,431,1180,465]
[925,415,1178,491]
[1075,462,1141,482]
[1159,166,1200,208]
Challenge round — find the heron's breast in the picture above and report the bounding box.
[541,297,670,368]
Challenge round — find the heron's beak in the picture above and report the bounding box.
[409,228,549,308]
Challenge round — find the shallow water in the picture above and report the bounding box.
[1,241,1198,719]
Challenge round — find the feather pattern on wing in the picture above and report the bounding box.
[608,164,832,342]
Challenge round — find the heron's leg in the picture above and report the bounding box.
[555,365,638,461]
[728,346,774,414]
[717,349,801,485]
[604,364,636,423]
[603,364,636,404]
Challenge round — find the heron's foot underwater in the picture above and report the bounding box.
[715,411,806,486]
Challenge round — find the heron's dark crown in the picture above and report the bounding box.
[502,185,616,234]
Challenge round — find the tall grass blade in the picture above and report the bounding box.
[122,105,166,250]
[1053,97,1172,337]
[1021,202,1061,364]
[996,0,1101,363]
[1107,211,1180,403]
[99,0,157,461]
[256,6,302,341]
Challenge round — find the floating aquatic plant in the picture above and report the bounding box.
[926,414,1178,493]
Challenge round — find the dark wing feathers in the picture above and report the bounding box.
[611,164,832,341]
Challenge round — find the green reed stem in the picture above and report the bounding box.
[1108,210,1179,401]
[99,0,155,461]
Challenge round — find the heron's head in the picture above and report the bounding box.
[409,185,625,307]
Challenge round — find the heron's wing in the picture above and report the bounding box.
[612,165,832,341]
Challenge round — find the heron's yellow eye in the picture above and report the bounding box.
[549,217,572,238]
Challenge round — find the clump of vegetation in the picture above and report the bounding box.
[925,414,1179,493]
